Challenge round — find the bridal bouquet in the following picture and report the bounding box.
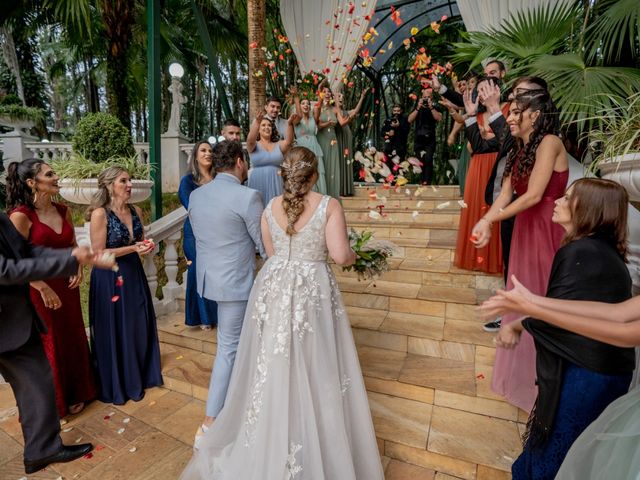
[343,229,398,281]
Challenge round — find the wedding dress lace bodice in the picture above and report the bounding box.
[265,195,330,263]
[180,193,384,480]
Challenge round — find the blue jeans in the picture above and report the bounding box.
[205,300,248,417]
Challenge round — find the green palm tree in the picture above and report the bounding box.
[451,0,640,133]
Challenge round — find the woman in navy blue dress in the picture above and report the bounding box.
[178,141,218,329]
[88,166,163,404]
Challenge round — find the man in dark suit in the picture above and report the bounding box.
[0,212,113,474]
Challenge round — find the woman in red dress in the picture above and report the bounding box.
[453,77,505,274]
[7,159,96,418]
[471,91,568,411]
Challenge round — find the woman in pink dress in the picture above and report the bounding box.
[7,158,96,418]
[471,90,568,411]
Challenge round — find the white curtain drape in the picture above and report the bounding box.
[280,0,378,93]
[455,0,570,32]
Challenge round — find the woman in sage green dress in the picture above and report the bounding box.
[314,86,341,198]
[291,89,327,194]
[335,89,367,197]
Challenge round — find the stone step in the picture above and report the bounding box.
[342,197,463,212]
[352,184,461,199]
[345,210,461,226]
[157,338,522,476]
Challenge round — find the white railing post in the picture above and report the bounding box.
[162,230,183,301]
[143,249,159,302]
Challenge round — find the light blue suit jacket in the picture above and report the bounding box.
[188,173,266,302]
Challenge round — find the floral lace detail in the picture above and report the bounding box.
[243,196,330,444]
[340,374,352,395]
[285,443,303,479]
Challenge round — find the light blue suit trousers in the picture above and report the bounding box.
[205,300,248,417]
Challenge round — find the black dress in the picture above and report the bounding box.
[89,206,163,404]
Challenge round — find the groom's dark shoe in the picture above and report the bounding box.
[24,443,93,474]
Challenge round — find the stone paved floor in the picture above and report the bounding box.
[0,384,199,480]
[0,380,512,479]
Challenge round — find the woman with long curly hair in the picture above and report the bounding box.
[181,146,384,480]
[471,90,568,412]
[246,110,296,206]
[6,158,96,418]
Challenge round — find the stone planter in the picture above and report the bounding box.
[59,178,154,205]
[600,152,640,295]
[599,152,640,202]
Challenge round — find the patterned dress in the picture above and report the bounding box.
[181,196,384,480]
[89,206,163,404]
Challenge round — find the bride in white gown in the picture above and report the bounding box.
[181,146,385,480]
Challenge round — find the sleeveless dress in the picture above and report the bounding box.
[556,386,640,479]
[294,117,327,194]
[248,142,284,206]
[181,195,384,480]
[179,174,218,327]
[316,108,341,198]
[12,203,96,418]
[336,110,355,197]
[491,164,569,412]
[89,206,163,404]
[453,110,505,274]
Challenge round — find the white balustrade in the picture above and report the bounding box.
[75,205,188,316]
[25,141,72,160]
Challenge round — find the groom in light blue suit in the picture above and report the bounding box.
[189,140,265,437]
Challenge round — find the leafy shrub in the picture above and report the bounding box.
[72,112,134,163]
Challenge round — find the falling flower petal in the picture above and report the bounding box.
[412,211,419,219]
[436,201,450,209]
[117,428,125,434]
[84,452,93,459]
[63,426,74,432]
[410,27,419,35]
[470,234,478,242]
[476,256,485,264]
[129,446,137,453]
[249,42,258,49]
[75,436,83,443]
[458,200,468,208]
[115,276,124,287]
[416,201,424,207]
[368,210,382,219]
[123,418,131,424]
[476,373,485,380]
[111,295,120,303]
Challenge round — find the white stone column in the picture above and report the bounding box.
[162,230,184,302]
[0,128,37,167]
[160,133,189,193]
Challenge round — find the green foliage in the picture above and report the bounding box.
[450,1,640,135]
[50,152,151,180]
[0,93,23,105]
[0,104,44,123]
[71,112,134,163]
[586,93,640,170]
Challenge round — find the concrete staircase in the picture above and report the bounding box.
[156,185,523,479]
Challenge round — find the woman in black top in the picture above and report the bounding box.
[486,178,635,480]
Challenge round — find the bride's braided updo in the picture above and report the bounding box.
[281,146,318,235]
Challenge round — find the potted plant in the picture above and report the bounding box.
[588,93,640,202]
[51,112,153,204]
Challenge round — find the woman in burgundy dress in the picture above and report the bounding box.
[471,91,568,412]
[6,158,96,418]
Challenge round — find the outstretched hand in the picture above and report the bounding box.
[463,88,479,116]
[477,275,536,321]
[288,112,301,125]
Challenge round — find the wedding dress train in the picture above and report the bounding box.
[181,195,384,480]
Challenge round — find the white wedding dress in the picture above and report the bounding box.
[181,195,385,480]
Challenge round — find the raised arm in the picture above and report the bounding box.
[348,89,368,117]
[325,198,356,266]
[279,113,299,153]
[246,110,265,153]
